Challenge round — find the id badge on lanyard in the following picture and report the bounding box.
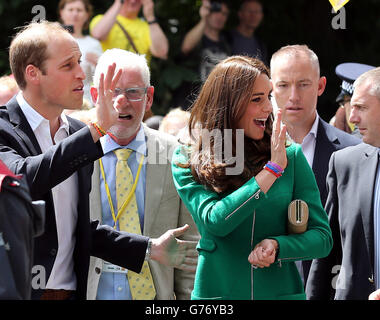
[102,261,128,274]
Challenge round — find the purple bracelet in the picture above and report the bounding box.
[267,161,284,174]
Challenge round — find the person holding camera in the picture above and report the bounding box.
[90,0,168,64]
[181,0,230,82]
[172,0,230,110]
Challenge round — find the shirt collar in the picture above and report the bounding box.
[16,92,70,135]
[308,113,320,139]
[100,124,147,156]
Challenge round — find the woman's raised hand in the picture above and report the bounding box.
[270,109,288,170]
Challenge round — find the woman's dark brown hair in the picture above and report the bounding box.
[186,55,273,194]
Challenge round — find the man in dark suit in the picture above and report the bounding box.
[270,44,361,286]
[306,67,380,299]
[0,21,195,300]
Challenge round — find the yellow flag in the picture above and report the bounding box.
[329,0,350,12]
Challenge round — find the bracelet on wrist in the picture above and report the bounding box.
[267,161,284,173]
[147,19,158,25]
[264,161,284,178]
[264,165,281,178]
[91,122,106,137]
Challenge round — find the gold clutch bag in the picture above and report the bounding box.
[288,200,309,234]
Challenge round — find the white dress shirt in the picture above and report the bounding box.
[17,92,79,290]
[300,114,320,168]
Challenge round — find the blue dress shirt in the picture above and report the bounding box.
[96,125,147,300]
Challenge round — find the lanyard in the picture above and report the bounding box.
[99,151,144,229]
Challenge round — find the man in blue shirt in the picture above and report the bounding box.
[87,49,199,300]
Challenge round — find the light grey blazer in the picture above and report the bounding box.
[87,125,199,300]
[306,143,378,299]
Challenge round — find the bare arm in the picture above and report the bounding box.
[248,109,288,268]
[181,0,210,55]
[142,0,169,59]
[254,109,288,194]
[91,0,122,41]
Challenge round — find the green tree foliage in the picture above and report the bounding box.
[0,0,379,121]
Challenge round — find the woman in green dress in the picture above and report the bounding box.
[171,56,332,300]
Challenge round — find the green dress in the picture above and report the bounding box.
[171,143,332,300]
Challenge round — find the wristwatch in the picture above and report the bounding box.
[145,238,152,261]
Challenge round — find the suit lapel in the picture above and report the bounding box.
[88,125,171,235]
[313,120,338,204]
[7,98,41,156]
[89,160,102,222]
[67,116,82,135]
[143,126,167,236]
[358,145,378,269]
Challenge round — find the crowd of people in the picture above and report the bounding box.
[0,0,380,301]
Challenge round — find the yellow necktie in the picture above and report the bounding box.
[114,148,156,300]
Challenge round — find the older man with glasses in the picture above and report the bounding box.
[87,48,199,300]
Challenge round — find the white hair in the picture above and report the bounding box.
[354,67,380,101]
[93,49,150,88]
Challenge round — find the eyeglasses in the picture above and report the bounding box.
[113,87,148,101]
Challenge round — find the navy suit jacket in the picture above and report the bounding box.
[312,118,361,207]
[306,143,377,299]
[0,97,148,299]
[300,118,361,285]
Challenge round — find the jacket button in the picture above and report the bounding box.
[50,248,57,256]
[95,267,101,274]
